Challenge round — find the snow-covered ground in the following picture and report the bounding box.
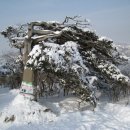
[116,44,130,57]
[0,87,130,130]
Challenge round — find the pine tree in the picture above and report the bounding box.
[1,16,130,107]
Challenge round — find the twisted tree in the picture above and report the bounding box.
[1,16,130,107]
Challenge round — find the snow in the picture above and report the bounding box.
[62,27,73,31]
[47,21,60,24]
[1,87,130,130]
[54,31,61,34]
[28,41,90,84]
[119,55,129,60]
[0,88,57,126]
[11,37,25,40]
[98,36,113,42]
[97,62,129,82]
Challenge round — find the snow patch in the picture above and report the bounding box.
[0,94,57,125]
[1,89,130,130]
[28,41,90,86]
[98,36,113,42]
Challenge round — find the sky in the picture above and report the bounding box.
[0,0,130,54]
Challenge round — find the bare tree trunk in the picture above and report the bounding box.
[20,24,36,100]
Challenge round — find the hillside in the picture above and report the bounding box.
[1,87,130,130]
[116,44,130,57]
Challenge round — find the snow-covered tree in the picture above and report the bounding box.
[0,52,22,88]
[1,16,130,107]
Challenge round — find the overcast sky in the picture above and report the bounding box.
[0,0,130,54]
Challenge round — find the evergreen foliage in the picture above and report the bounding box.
[1,16,130,107]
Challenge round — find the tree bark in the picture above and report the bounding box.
[20,23,36,100]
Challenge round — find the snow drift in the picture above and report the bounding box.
[0,94,57,124]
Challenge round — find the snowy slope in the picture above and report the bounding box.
[116,44,130,57]
[1,88,130,130]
